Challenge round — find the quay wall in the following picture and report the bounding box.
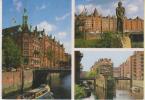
[2,70,33,96]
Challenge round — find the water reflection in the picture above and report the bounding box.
[95,87,135,100]
[50,73,71,99]
[82,80,143,100]
[113,90,134,100]
[83,93,96,100]
[95,86,114,99]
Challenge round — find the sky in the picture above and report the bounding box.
[81,51,134,71]
[75,0,144,19]
[3,0,71,53]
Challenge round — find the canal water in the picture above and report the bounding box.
[82,80,144,100]
[3,73,71,99]
[83,87,135,100]
[113,90,134,100]
[50,73,71,99]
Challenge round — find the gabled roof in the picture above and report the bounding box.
[93,8,99,16]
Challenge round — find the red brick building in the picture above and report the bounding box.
[2,9,69,69]
[75,8,144,34]
[91,58,113,76]
[113,67,121,78]
[131,51,144,80]
[117,51,144,80]
[119,57,132,78]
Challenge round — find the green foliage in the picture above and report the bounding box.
[2,36,21,68]
[107,78,115,90]
[100,32,121,48]
[75,84,86,99]
[75,31,84,39]
[87,71,97,78]
[75,39,98,48]
[108,76,114,80]
[100,32,113,47]
[75,32,123,48]
[75,32,144,48]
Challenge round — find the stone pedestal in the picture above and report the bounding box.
[120,34,131,48]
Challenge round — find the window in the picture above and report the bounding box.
[23,43,29,49]
[23,50,29,56]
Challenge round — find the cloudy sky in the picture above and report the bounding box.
[81,51,134,71]
[3,0,71,53]
[76,0,144,19]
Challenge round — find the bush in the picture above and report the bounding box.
[75,84,86,99]
[86,71,98,78]
[99,32,122,48]
[75,32,123,48]
[75,39,98,48]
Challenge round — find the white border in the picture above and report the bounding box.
[0,0,145,99]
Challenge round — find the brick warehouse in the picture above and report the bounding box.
[115,51,144,80]
[90,58,113,89]
[75,8,144,34]
[2,9,70,69]
[91,58,113,77]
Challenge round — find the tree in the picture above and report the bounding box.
[2,36,21,68]
[75,84,86,99]
[87,71,98,78]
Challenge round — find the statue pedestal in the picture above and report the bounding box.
[120,35,131,48]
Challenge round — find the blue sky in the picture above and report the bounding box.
[81,51,134,71]
[3,0,71,53]
[76,0,144,19]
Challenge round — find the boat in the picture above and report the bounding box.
[17,84,53,99]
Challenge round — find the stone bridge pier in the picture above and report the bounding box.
[32,70,50,88]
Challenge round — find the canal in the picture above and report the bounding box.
[82,80,138,100]
[3,72,71,99]
[50,73,71,99]
[83,88,135,100]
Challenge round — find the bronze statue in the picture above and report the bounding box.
[116,1,125,34]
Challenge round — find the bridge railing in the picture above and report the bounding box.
[33,66,71,70]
